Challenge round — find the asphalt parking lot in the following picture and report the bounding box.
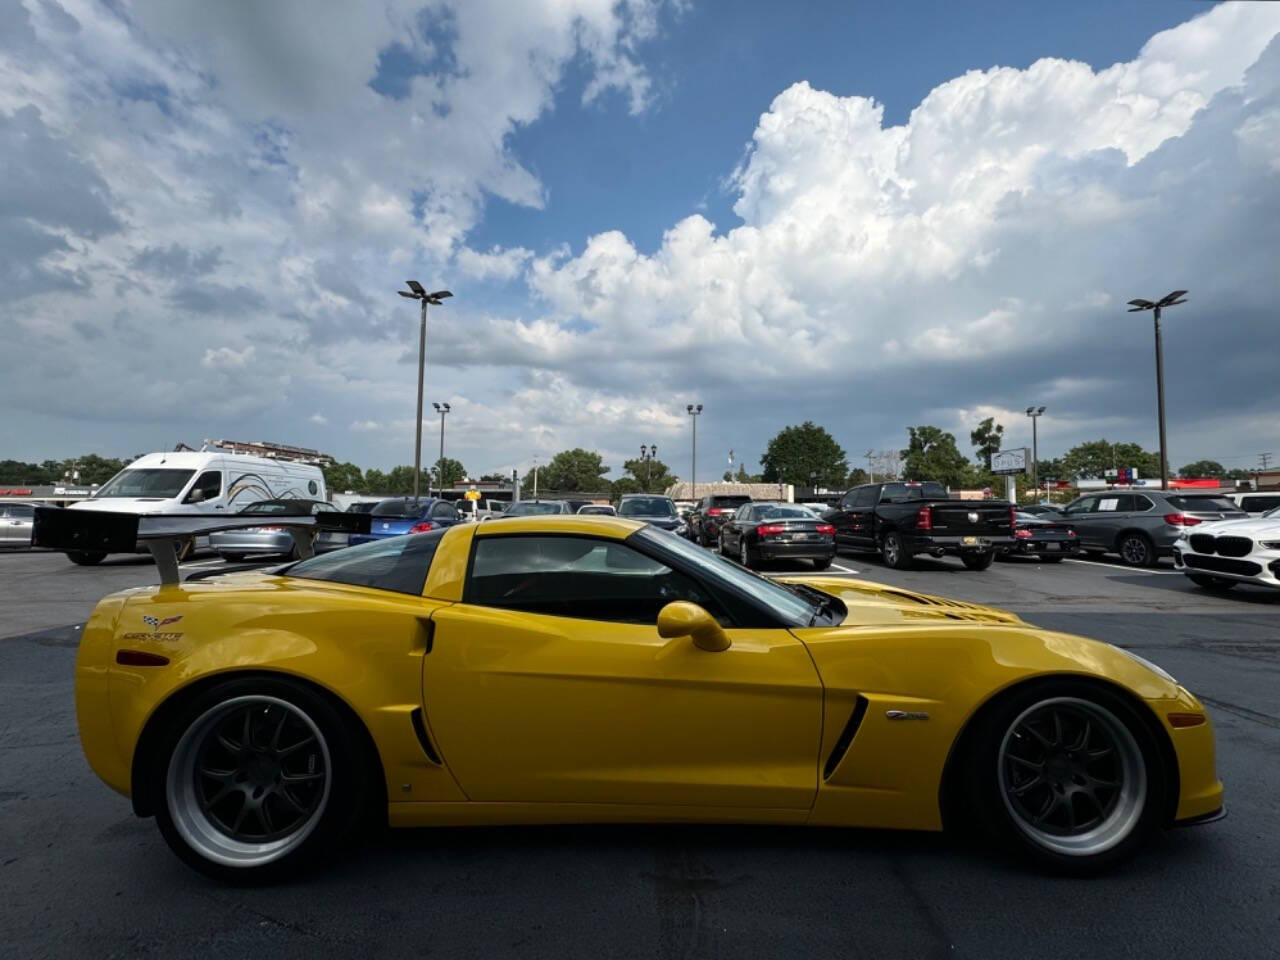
[2,546,1278,959]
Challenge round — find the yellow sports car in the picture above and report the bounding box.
[43,511,1223,881]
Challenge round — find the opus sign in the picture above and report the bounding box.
[991,448,1029,475]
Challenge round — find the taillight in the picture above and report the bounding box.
[756,524,785,536]
[409,521,435,533]
[915,506,932,530]
[707,508,726,516]
[1014,528,1033,539]
[816,523,835,534]
[1010,506,1017,530]
[1067,528,1077,537]
[1164,513,1202,527]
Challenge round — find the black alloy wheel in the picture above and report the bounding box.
[812,557,832,571]
[1039,554,1065,564]
[153,676,373,881]
[67,551,107,565]
[739,537,756,570]
[881,532,913,570]
[962,681,1164,874]
[221,553,247,563]
[1118,533,1156,568]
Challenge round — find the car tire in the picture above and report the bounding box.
[811,558,832,571]
[1040,555,1065,564]
[1117,533,1156,568]
[1187,573,1238,591]
[881,532,913,570]
[151,675,373,882]
[67,551,107,565]
[220,553,248,563]
[962,551,995,571]
[962,679,1166,875]
[697,528,709,548]
[739,538,756,570]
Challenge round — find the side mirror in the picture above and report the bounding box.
[657,601,730,652]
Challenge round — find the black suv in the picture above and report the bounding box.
[688,494,752,546]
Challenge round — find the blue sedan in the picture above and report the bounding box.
[348,497,464,545]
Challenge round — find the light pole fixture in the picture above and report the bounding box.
[640,444,657,490]
[1127,290,1187,490]
[686,404,702,499]
[1025,406,1045,502]
[432,402,451,496]
[397,281,453,501]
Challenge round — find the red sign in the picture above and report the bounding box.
[0,488,32,496]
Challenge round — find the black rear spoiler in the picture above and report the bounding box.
[33,507,371,585]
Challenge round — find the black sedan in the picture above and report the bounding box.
[1001,510,1080,562]
[717,501,836,570]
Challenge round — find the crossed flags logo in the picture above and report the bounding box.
[142,615,183,631]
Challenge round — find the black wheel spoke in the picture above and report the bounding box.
[278,735,317,757]
[1010,775,1045,796]
[215,732,240,755]
[275,786,308,815]
[1072,719,1091,752]
[271,709,288,749]
[1051,710,1064,747]
[241,708,253,750]
[1017,723,1052,749]
[281,770,324,783]
[1006,754,1043,772]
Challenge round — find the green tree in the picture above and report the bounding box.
[612,476,644,498]
[323,461,365,494]
[846,467,870,486]
[521,448,611,495]
[479,472,509,483]
[384,465,430,495]
[1178,460,1226,478]
[734,463,762,484]
[431,457,467,489]
[1060,440,1160,480]
[760,422,848,488]
[901,426,971,489]
[969,417,1005,469]
[363,468,389,493]
[621,456,676,494]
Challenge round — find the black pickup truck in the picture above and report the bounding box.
[823,481,1014,570]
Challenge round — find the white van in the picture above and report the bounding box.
[66,451,327,564]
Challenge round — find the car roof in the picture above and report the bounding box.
[474,515,644,538]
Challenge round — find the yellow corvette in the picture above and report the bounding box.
[45,511,1222,880]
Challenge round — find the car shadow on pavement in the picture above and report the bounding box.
[1104,573,1280,605]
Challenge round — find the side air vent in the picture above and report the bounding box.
[823,695,869,781]
[410,707,442,765]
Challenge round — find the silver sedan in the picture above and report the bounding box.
[210,499,347,561]
[0,500,36,548]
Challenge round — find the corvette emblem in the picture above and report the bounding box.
[886,709,930,721]
[142,615,182,631]
[122,614,184,643]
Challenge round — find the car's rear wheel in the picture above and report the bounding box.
[881,532,913,570]
[221,553,247,563]
[1040,555,1065,564]
[67,551,106,565]
[962,551,994,571]
[1187,573,1238,591]
[739,538,756,569]
[966,682,1165,874]
[717,533,728,556]
[1118,533,1156,568]
[153,676,370,882]
[811,557,832,571]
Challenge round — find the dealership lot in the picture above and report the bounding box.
[1,548,1278,958]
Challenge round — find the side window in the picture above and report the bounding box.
[183,470,222,504]
[1064,498,1096,515]
[1129,495,1153,512]
[737,505,752,521]
[290,530,444,595]
[8,504,34,518]
[853,486,878,508]
[467,536,727,625]
[307,479,319,496]
[311,502,338,514]
[432,501,456,519]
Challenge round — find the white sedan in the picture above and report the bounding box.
[1172,505,1280,592]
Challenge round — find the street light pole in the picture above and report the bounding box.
[1128,291,1187,491]
[640,444,657,491]
[1025,406,1045,502]
[397,282,453,501]
[432,402,451,497]
[686,405,702,499]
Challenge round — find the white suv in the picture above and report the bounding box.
[1173,505,1280,592]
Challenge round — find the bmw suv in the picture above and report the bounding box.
[1059,490,1245,567]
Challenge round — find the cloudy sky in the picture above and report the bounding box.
[1,0,1277,481]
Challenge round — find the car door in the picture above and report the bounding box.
[1090,493,1132,549]
[848,485,880,549]
[1061,496,1102,547]
[423,533,823,812]
[721,504,746,552]
[182,470,225,514]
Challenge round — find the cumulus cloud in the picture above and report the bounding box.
[1,0,1277,476]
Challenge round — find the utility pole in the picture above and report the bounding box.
[432,402,451,497]
[1025,406,1045,502]
[1127,291,1187,490]
[865,449,875,483]
[396,282,452,501]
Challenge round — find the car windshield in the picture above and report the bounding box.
[371,499,427,517]
[755,504,815,519]
[93,468,196,499]
[1167,495,1240,513]
[579,506,614,515]
[632,526,818,626]
[880,482,949,501]
[507,502,563,516]
[1264,506,1280,519]
[710,496,751,508]
[618,497,676,517]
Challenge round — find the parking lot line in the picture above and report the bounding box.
[830,562,860,574]
[1061,558,1184,576]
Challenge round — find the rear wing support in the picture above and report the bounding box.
[32,508,371,586]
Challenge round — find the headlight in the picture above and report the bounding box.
[674,522,688,535]
[1261,541,1280,550]
[1113,645,1177,684]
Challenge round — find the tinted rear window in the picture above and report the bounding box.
[371,499,427,517]
[1167,496,1240,513]
[1241,495,1280,513]
[287,530,444,595]
[710,496,751,507]
[881,482,949,501]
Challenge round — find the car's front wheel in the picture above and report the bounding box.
[739,538,756,569]
[67,551,107,565]
[881,532,913,570]
[961,551,995,571]
[1118,532,1156,568]
[152,676,372,882]
[965,682,1165,874]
